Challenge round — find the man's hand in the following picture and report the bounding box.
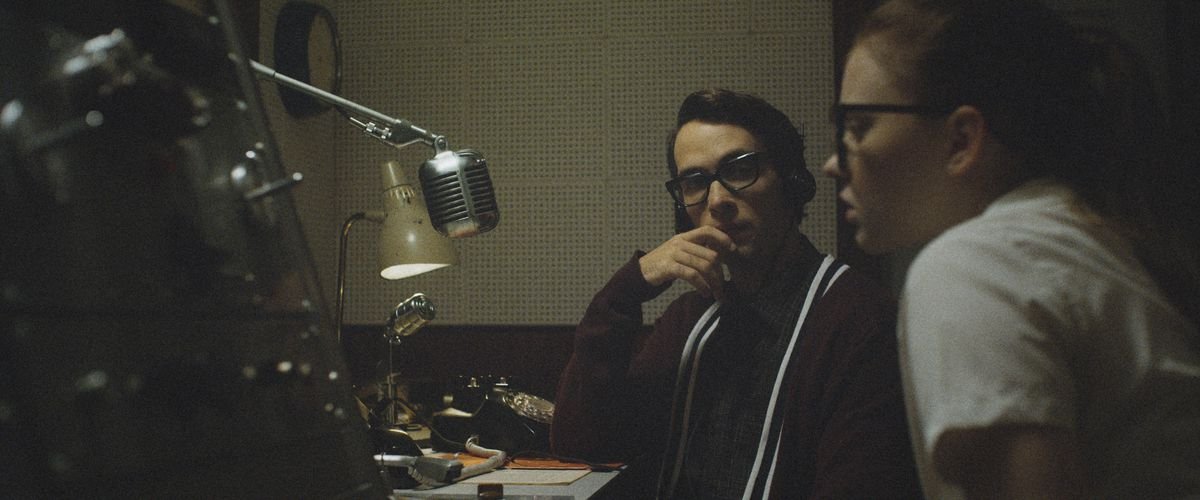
[638,226,736,301]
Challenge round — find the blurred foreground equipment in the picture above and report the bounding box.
[0,1,388,498]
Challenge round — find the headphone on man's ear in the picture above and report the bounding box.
[673,165,815,233]
[785,165,817,211]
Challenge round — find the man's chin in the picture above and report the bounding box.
[726,245,755,265]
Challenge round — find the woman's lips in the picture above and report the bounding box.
[840,191,859,223]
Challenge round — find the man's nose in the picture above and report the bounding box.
[706,180,737,211]
[820,153,841,179]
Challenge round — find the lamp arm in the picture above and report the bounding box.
[335,211,385,343]
[249,60,448,152]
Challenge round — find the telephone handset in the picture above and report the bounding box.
[431,381,554,454]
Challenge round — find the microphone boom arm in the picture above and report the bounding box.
[249,60,448,152]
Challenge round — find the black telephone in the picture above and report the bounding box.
[431,379,554,454]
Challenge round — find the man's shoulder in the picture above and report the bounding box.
[806,262,898,338]
[822,261,894,306]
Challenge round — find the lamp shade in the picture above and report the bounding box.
[377,160,458,279]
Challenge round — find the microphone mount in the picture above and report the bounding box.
[249,60,449,153]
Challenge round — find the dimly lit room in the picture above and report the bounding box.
[3,1,1198,498]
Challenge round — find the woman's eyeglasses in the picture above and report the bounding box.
[665,151,764,207]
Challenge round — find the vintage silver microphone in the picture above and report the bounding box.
[419,149,498,238]
[386,292,436,339]
[249,60,499,238]
[380,292,435,434]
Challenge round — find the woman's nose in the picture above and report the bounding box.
[821,153,842,179]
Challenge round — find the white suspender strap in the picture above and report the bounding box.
[658,256,851,500]
[743,256,848,500]
[658,301,722,499]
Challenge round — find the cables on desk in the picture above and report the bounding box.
[457,436,507,481]
[375,435,506,488]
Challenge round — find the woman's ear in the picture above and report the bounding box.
[945,105,988,178]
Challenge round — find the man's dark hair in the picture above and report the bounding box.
[666,88,815,225]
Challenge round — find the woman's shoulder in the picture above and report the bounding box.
[917,180,1144,289]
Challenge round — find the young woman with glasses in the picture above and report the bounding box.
[821,0,1200,498]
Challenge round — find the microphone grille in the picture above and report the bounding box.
[463,159,498,213]
[410,294,435,319]
[389,293,435,338]
[420,150,499,237]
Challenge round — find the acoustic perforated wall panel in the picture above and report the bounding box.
[273,1,839,325]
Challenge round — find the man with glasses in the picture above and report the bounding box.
[551,89,920,498]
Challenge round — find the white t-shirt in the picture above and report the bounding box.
[899,179,1200,499]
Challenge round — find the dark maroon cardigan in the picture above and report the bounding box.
[551,253,921,499]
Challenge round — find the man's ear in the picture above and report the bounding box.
[944,105,988,178]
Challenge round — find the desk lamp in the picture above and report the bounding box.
[332,160,450,430]
[251,59,496,440]
[334,160,456,343]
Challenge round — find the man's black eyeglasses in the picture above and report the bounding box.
[832,103,958,174]
[665,151,764,207]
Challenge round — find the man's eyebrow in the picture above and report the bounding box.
[719,149,755,164]
[676,149,756,176]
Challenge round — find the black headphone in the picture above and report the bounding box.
[673,164,815,233]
